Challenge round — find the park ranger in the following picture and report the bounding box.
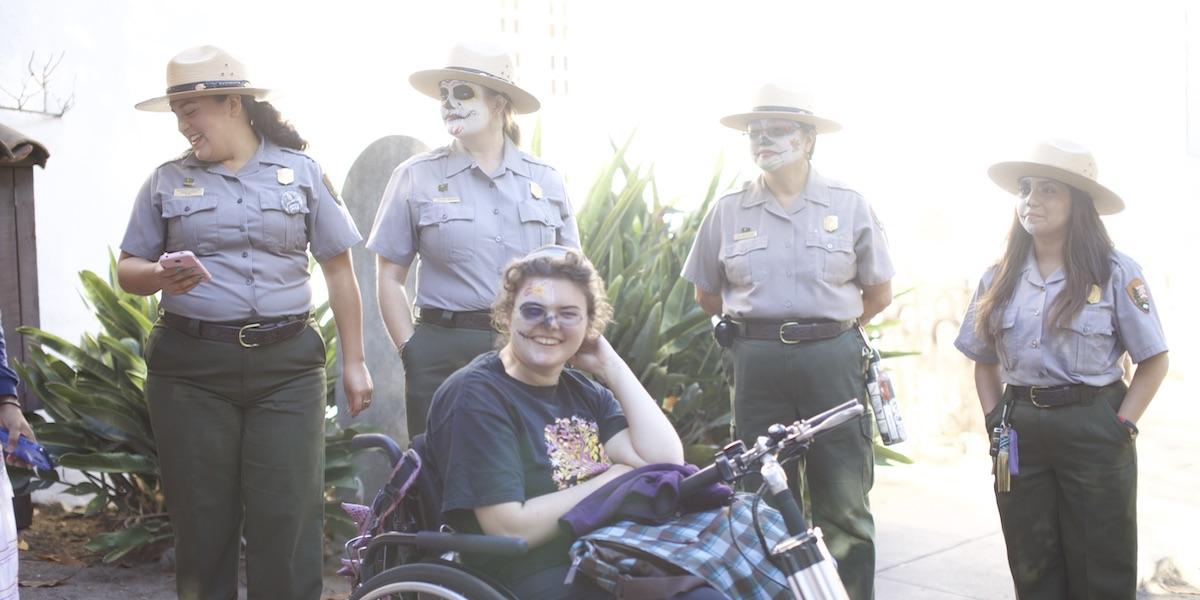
[368,41,579,439]
[682,83,894,600]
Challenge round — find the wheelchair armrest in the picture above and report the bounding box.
[352,433,405,466]
[365,531,529,561]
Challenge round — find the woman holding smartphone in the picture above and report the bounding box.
[368,41,579,440]
[956,139,1168,598]
[117,46,373,600]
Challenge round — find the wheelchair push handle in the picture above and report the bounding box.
[351,433,406,466]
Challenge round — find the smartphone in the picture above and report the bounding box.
[159,250,212,282]
[0,427,54,471]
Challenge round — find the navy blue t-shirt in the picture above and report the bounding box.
[426,351,628,586]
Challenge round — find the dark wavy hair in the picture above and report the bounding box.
[974,185,1114,343]
[243,97,307,150]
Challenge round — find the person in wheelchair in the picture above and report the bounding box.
[425,245,724,599]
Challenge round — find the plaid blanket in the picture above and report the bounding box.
[569,493,793,600]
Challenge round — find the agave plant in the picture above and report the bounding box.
[11,253,370,561]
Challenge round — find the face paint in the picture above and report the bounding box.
[504,278,589,383]
[439,79,491,138]
[1016,177,1072,238]
[747,118,810,172]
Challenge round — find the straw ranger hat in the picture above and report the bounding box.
[135,46,273,112]
[988,139,1124,215]
[721,84,841,134]
[409,42,540,114]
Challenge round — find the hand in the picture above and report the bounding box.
[0,400,37,469]
[155,261,206,296]
[343,359,374,417]
[569,334,618,381]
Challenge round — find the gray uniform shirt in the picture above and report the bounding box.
[682,170,894,321]
[366,138,580,312]
[120,139,363,321]
[955,250,1168,386]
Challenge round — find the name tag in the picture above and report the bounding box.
[432,196,461,204]
[173,187,204,197]
[733,229,758,241]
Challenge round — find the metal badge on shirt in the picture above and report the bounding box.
[530,181,543,199]
[277,168,295,185]
[823,215,839,233]
[1087,284,1102,304]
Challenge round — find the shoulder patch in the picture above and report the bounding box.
[1125,278,1151,313]
[322,173,343,205]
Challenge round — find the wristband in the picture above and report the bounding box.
[0,398,21,410]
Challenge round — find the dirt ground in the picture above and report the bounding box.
[16,505,351,600]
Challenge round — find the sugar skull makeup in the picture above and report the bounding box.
[746,118,812,171]
[439,79,491,138]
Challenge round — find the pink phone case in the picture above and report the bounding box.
[159,251,213,282]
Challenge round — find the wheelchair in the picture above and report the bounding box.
[343,433,527,600]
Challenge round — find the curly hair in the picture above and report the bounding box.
[492,247,612,341]
[243,98,308,150]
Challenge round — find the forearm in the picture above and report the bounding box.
[376,257,415,350]
[1119,351,1168,423]
[476,464,632,546]
[322,251,366,362]
[695,288,722,316]
[859,281,893,324]
[602,362,683,466]
[117,253,163,296]
[974,362,1004,415]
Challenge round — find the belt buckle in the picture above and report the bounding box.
[779,321,800,344]
[238,323,262,348]
[1029,386,1051,408]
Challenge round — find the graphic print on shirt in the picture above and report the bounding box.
[544,416,612,490]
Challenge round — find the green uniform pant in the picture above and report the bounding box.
[145,322,327,600]
[401,322,498,438]
[729,329,876,600]
[986,382,1137,599]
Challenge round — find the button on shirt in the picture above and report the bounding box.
[681,171,894,321]
[120,139,363,321]
[366,138,580,312]
[955,250,1168,387]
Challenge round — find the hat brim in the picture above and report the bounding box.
[409,68,540,114]
[135,87,275,112]
[987,161,1124,215]
[720,111,841,134]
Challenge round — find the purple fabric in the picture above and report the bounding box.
[560,463,733,537]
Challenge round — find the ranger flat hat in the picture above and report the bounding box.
[988,139,1124,215]
[135,45,274,112]
[409,41,540,114]
[720,84,841,134]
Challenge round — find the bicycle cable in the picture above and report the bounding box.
[727,489,788,588]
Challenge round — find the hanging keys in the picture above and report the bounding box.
[995,429,1011,493]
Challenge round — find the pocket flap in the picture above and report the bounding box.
[162,194,217,218]
[517,201,560,226]
[1001,306,1018,329]
[1067,308,1114,336]
[417,201,475,227]
[723,236,769,258]
[807,234,853,254]
[260,189,311,214]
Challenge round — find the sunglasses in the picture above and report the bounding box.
[439,83,476,102]
[518,302,585,328]
[744,125,806,139]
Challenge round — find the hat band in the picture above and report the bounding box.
[752,105,814,115]
[444,66,515,86]
[166,79,251,94]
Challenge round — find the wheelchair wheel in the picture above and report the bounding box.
[350,562,511,600]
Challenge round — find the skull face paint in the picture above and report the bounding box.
[747,118,812,172]
[439,79,491,138]
[505,277,589,382]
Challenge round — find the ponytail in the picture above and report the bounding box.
[243,98,308,150]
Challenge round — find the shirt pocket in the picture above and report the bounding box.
[997,306,1020,371]
[517,200,563,248]
[161,194,220,255]
[259,187,311,254]
[1065,307,1116,375]
[721,236,769,286]
[806,234,856,283]
[416,202,477,263]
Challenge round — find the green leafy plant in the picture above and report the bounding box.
[11,253,369,561]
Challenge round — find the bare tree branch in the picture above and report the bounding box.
[0,51,75,117]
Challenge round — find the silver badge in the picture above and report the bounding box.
[281,190,305,215]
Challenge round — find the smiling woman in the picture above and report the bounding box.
[423,246,707,600]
